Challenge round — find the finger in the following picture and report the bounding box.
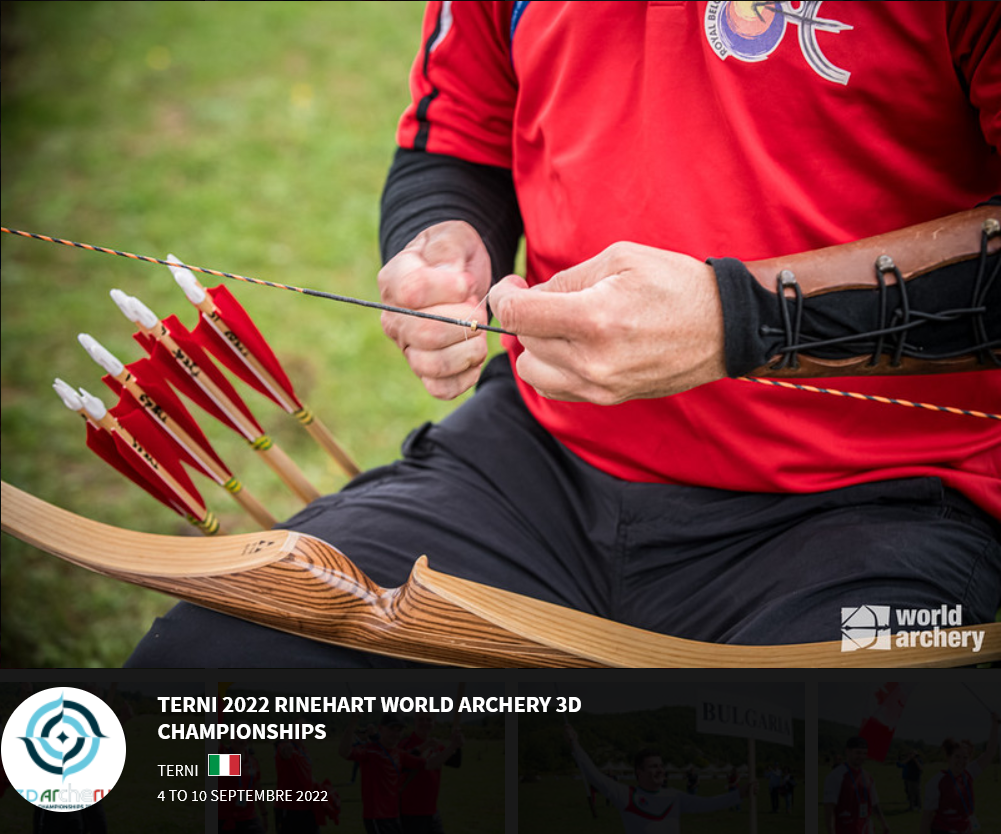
[382,302,487,351]
[535,247,622,293]
[403,336,488,382]
[419,229,474,268]
[490,275,591,339]
[417,359,486,401]
[380,263,482,311]
[515,331,587,374]
[515,350,589,402]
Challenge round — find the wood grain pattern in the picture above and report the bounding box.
[3,481,998,668]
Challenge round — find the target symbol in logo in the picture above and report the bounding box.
[19,691,109,779]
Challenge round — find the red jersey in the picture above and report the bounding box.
[398,1,1001,515]
[217,747,261,828]
[823,764,879,834]
[398,732,452,816]
[349,741,427,820]
[275,742,313,808]
[924,763,980,834]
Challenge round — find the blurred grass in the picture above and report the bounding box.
[1,0,501,667]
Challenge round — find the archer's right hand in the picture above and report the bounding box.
[378,220,493,400]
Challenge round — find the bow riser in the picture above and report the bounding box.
[3,481,998,668]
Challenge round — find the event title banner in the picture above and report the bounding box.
[157,694,581,741]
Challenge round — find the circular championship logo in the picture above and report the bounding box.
[1,687,126,812]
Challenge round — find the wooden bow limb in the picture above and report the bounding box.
[2,480,999,669]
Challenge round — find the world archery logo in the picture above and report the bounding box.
[1,687,126,812]
[704,1,853,85]
[841,605,892,652]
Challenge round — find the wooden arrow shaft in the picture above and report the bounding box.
[197,305,361,478]
[117,372,277,529]
[145,325,321,504]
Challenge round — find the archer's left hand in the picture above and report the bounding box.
[489,242,727,404]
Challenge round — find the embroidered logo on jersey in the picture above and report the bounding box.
[704,1,853,85]
[840,605,891,651]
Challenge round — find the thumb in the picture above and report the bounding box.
[489,273,551,336]
[490,271,588,338]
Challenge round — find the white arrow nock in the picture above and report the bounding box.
[53,378,85,412]
[76,387,108,421]
[78,333,125,377]
[110,289,159,329]
[166,254,207,304]
[110,288,139,323]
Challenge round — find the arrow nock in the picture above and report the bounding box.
[78,333,125,376]
[53,378,85,412]
[76,387,108,421]
[110,289,159,329]
[166,253,207,304]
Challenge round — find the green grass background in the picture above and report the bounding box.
[1,1,505,667]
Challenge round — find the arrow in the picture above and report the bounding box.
[111,290,321,504]
[53,380,219,534]
[168,255,360,477]
[78,333,276,529]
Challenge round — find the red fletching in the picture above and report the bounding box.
[134,316,263,439]
[85,423,186,515]
[102,356,231,480]
[110,400,208,518]
[192,285,302,410]
[84,413,206,520]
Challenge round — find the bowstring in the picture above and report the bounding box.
[3,226,997,420]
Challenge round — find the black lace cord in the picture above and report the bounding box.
[971,221,1001,366]
[771,270,804,370]
[868,265,889,367]
[885,258,912,368]
[761,235,1000,366]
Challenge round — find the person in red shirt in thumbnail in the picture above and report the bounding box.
[823,737,889,834]
[341,714,462,834]
[275,739,340,834]
[920,712,999,834]
[217,738,267,834]
[399,714,464,834]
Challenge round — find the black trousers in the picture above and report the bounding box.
[127,355,1001,668]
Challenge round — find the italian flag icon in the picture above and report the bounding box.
[209,753,241,776]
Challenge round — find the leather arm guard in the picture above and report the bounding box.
[711,205,1000,378]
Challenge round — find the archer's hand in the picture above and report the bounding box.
[378,220,492,400]
[490,242,727,404]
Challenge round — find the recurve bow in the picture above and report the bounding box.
[2,481,998,668]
